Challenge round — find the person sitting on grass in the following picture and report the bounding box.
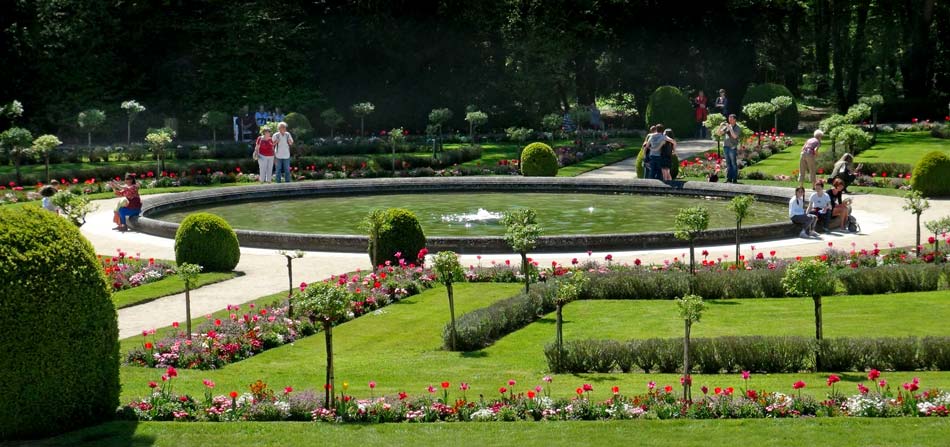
[110,173,141,232]
[789,186,819,238]
[827,178,853,232]
[808,180,832,232]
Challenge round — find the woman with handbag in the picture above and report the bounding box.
[255,128,275,183]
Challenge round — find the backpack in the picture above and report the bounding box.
[847,215,860,233]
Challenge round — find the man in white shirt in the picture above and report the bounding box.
[808,181,832,232]
[272,122,294,183]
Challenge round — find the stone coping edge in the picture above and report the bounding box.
[130,177,800,254]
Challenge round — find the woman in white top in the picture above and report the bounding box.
[789,186,819,238]
[808,181,832,232]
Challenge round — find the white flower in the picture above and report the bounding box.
[470,409,495,421]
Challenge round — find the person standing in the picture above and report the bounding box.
[717,114,741,183]
[272,122,294,183]
[714,89,728,117]
[798,129,824,186]
[660,129,676,181]
[646,124,675,180]
[589,102,603,132]
[641,125,657,179]
[694,90,709,138]
[255,128,275,183]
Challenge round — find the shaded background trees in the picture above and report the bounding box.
[1,0,948,141]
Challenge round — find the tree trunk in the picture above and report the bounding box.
[469,121,474,143]
[360,117,364,138]
[814,0,831,97]
[683,321,691,401]
[916,214,921,256]
[830,0,848,112]
[735,221,742,268]
[286,257,294,317]
[521,252,530,293]
[391,143,396,172]
[87,131,92,147]
[127,120,132,145]
[185,286,192,341]
[813,294,823,371]
[330,128,334,139]
[689,242,695,275]
[14,153,21,186]
[324,322,334,408]
[447,281,457,351]
[555,303,564,372]
[45,153,50,183]
[847,1,870,105]
[212,129,217,148]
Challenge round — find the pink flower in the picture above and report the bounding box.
[879,379,887,388]
[166,366,178,378]
[369,381,376,389]
[543,375,553,383]
[583,383,593,392]
[742,371,751,380]
[202,379,215,388]
[605,254,613,261]
[858,383,870,394]
[647,381,656,390]
[868,369,881,381]
[427,385,436,393]
[460,382,470,391]
[284,386,293,394]
[508,379,516,386]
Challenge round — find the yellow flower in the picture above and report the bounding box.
[342,382,349,391]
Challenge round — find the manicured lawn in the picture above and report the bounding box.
[556,147,638,177]
[450,138,639,169]
[118,284,950,404]
[112,272,239,309]
[30,418,950,447]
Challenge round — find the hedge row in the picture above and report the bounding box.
[545,336,950,374]
[446,283,557,351]
[584,269,790,301]
[837,264,946,295]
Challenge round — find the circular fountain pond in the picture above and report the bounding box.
[133,177,799,253]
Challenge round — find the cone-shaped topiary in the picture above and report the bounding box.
[911,151,950,197]
[369,208,427,268]
[0,207,118,440]
[645,86,693,137]
[174,212,241,272]
[742,83,799,132]
[520,142,558,176]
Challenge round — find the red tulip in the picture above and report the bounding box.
[229,391,238,398]
[441,381,450,389]
[527,390,536,398]
[827,374,841,386]
[792,380,806,390]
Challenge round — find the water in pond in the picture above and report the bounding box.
[153,192,788,236]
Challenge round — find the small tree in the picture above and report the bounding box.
[294,281,352,408]
[676,294,705,400]
[387,127,406,172]
[350,102,375,137]
[673,207,710,275]
[434,251,465,350]
[200,111,230,148]
[924,217,950,255]
[859,95,884,134]
[741,102,777,146]
[541,113,562,142]
[704,113,727,157]
[428,108,453,153]
[2,99,24,125]
[464,110,488,143]
[903,191,931,257]
[505,127,533,143]
[0,127,33,185]
[769,96,794,132]
[833,126,872,157]
[32,134,62,183]
[51,190,96,227]
[321,108,345,138]
[554,271,589,370]
[501,208,542,294]
[176,263,203,341]
[728,195,756,267]
[782,260,834,370]
[77,109,106,147]
[279,250,305,316]
[121,100,146,145]
[145,127,174,174]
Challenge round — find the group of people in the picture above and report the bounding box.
[693,89,729,139]
[253,122,295,183]
[789,178,853,238]
[641,124,678,181]
[233,106,286,143]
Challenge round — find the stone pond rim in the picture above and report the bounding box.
[129,177,801,254]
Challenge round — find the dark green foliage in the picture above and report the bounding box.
[837,264,943,295]
[174,213,241,272]
[582,269,787,301]
[635,149,679,179]
[644,86,693,137]
[284,112,313,140]
[520,142,558,176]
[911,151,950,197]
[742,83,799,132]
[448,283,557,351]
[0,207,118,440]
[547,336,950,374]
[370,208,426,267]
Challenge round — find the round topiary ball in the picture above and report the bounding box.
[284,112,312,140]
[175,212,241,272]
[635,148,680,179]
[742,83,799,133]
[645,86,694,137]
[911,151,950,197]
[0,207,118,440]
[371,208,426,267]
[520,142,558,176]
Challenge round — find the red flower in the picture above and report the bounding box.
[398,391,407,400]
[417,248,429,260]
[571,258,578,265]
[575,388,584,395]
[527,390,536,399]
[724,387,734,395]
[172,321,179,328]
[827,374,841,386]
[229,391,238,398]
[499,387,507,394]
[583,383,593,392]
[166,366,178,378]
[929,236,936,244]
[214,319,222,326]
[144,342,153,350]
[605,254,613,261]
[747,389,758,399]
[792,381,806,390]
[634,259,641,266]
[663,385,672,393]
[441,381,450,389]
[868,369,881,381]
[611,386,620,394]
[858,383,870,394]
[324,383,332,390]
[148,381,158,389]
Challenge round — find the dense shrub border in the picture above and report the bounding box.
[119,372,950,422]
[544,336,950,374]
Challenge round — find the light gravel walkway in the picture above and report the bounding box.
[580,139,716,179]
[81,178,950,339]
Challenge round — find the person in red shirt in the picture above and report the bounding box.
[110,174,141,232]
[694,90,708,138]
[255,128,275,182]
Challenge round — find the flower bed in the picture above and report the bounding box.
[118,372,949,422]
[100,249,173,291]
[125,261,434,370]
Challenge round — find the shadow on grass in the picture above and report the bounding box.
[461,350,489,358]
[21,421,154,447]
[707,300,740,305]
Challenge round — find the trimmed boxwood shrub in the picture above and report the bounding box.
[174,212,241,272]
[520,142,558,176]
[0,207,118,440]
[911,151,950,197]
[645,86,693,137]
[837,264,943,295]
[372,208,426,267]
[449,283,557,351]
[741,83,799,132]
[635,148,679,179]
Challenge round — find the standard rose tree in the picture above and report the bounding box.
[676,294,705,400]
[294,281,352,408]
[501,208,542,293]
[434,251,465,350]
[782,260,835,370]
